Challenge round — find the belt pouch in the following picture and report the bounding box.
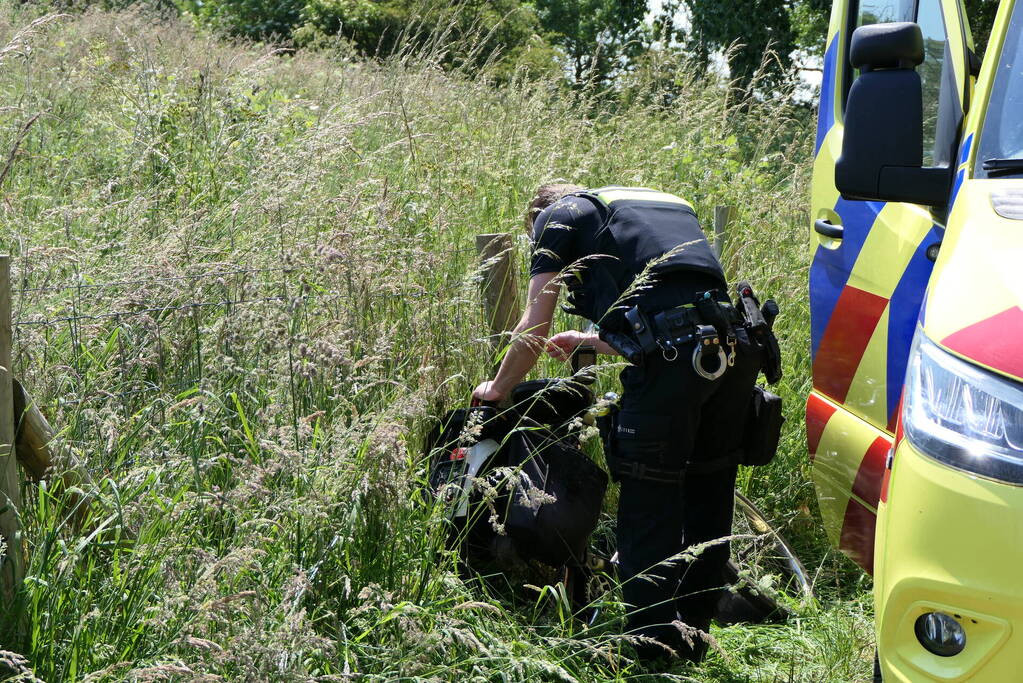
[740,385,784,466]
[625,307,658,355]
[653,308,692,346]
[695,292,730,339]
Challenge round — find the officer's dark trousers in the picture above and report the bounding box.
[614,330,759,663]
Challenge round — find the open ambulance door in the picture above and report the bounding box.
[807,0,972,572]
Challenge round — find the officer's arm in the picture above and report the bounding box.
[546,329,619,360]
[475,272,560,401]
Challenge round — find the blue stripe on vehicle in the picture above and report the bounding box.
[810,198,885,359]
[958,133,973,164]
[951,168,966,206]
[949,133,973,209]
[815,36,839,156]
[886,224,942,425]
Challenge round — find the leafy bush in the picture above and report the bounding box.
[170,0,557,79]
[293,0,404,52]
[298,0,559,79]
[175,0,302,40]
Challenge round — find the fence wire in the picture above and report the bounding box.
[9,251,493,417]
[11,289,428,328]
[11,266,303,295]
[11,245,482,296]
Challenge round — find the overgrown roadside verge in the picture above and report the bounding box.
[0,5,873,681]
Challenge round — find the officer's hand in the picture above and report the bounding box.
[472,380,505,404]
[545,331,585,362]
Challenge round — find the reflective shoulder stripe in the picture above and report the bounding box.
[592,187,694,210]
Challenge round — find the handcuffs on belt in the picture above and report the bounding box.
[656,323,735,380]
[624,302,737,380]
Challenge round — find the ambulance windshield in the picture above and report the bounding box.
[978,3,1023,178]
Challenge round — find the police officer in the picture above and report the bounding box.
[472,183,762,664]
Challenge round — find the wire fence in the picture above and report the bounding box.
[10,266,301,295]
[12,288,445,328]
[10,247,487,324]
[10,245,483,296]
[10,255,489,416]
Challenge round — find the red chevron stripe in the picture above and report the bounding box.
[806,393,838,463]
[881,395,903,504]
[839,498,876,574]
[812,285,889,403]
[942,306,1023,382]
[851,436,891,507]
[880,464,892,504]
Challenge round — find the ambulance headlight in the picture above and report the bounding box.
[904,328,1023,484]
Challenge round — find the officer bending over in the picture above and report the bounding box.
[472,183,762,664]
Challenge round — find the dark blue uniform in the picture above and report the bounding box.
[532,189,760,662]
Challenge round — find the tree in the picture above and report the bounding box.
[174,0,557,80]
[964,0,998,56]
[655,0,826,94]
[533,0,648,85]
[300,0,556,79]
[679,0,797,93]
[784,0,997,60]
[789,0,830,58]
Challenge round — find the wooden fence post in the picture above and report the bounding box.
[0,255,23,603]
[476,233,521,351]
[713,205,732,259]
[12,377,93,532]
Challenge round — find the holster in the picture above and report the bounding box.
[739,385,784,467]
[607,456,687,484]
[599,328,645,366]
[758,328,783,385]
[599,405,735,483]
[607,454,735,483]
[625,307,658,355]
[695,290,734,341]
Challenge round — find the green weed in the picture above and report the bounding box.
[0,4,872,681]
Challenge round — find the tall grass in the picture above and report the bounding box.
[0,5,873,681]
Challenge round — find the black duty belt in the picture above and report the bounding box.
[607,453,738,484]
[622,290,742,378]
[600,283,782,386]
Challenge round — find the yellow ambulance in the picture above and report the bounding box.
[809,0,1023,679]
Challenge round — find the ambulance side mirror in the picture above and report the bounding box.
[836,22,950,207]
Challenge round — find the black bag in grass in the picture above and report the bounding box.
[426,377,608,568]
[425,406,510,494]
[497,420,609,567]
[509,378,593,432]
